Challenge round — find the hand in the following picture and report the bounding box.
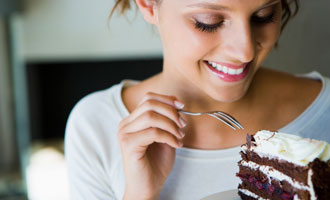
[117,92,186,200]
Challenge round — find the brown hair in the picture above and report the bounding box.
[281,0,299,31]
[109,0,299,31]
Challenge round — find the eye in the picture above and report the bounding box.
[251,5,278,25]
[194,20,224,33]
[251,12,275,24]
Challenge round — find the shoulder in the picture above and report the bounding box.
[68,82,128,124]
[65,82,127,153]
[253,68,323,130]
[64,83,127,172]
[278,72,330,142]
[257,68,322,102]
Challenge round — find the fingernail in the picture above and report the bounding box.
[174,100,185,109]
[178,129,185,138]
[179,117,187,128]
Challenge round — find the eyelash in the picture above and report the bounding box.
[252,12,275,24]
[194,12,275,33]
[194,20,224,33]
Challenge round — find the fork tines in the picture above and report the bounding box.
[179,110,244,131]
[212,112,244,130]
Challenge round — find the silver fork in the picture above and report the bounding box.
[179,110,244,131]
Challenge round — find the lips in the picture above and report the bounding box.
[205,60,251,82]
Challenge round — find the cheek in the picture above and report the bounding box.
[160,17,216,65]
[254,22,281,63]
[255,20,281,49]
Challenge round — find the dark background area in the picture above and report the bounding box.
[0,0,22,15]
[26,58,163,140]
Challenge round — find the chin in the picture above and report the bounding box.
[207,86,249,103]
[213,93,245,103]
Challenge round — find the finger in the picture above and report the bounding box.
[119,127,183,151]
[126,99,187,129]
[138,92,185,110]
[141,128,183,148]
[121,110,185,139]
[119,116,130,130]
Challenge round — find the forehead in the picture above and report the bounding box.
[165,0,279,12]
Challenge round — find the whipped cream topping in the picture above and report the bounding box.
[246,130,330,166]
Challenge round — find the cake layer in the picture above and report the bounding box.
[238,188,266,200]
[309,158,330,200]
[239,160,310,191]
[237,164,310,199]
[238,182,287,200]
[240,150,309,184]
[237,132,330,200]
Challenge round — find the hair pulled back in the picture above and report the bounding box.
[110,0,299,31]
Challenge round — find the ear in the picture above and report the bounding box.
[135,0,158,24]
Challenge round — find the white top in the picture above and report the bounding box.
[65,71,330,200]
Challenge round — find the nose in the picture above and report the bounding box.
[223,21,255,63]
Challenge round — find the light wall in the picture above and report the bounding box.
[21,0,162,62]
[264,0,330,76]
[20,0,330,75]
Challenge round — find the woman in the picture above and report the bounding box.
[65,0,330,199]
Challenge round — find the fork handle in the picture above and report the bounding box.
[178,110,201,116]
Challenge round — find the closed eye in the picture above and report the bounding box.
[194,20,224,33]
[251,12,275,24]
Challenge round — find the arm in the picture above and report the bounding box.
[65,100,117,200]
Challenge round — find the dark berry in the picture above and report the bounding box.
[281,192,294,200]
[248,176,256,183]
[237,174,248,181]
[256,181,264,190]
[263,183,268,189]
[275,188,283,195]
[268,185,275,194]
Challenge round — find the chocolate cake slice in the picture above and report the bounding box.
[236,130,330,200]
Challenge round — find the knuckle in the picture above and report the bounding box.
[143,99,155,108]
[144,110,156,121]
[145,92,155,99]
[149,127,161,137]
[118,133,130,146]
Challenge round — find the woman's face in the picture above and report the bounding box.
[153,0,282,102]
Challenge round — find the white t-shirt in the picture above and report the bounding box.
[65,71,330,200]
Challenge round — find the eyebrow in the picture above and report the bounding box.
[187,0,281,11]
[260,0,281,9]
[187,2,230,11]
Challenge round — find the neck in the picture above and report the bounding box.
[154,66,256,115]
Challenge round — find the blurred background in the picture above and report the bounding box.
[0,0,329,199]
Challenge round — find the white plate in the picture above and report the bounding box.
[201,189,240,200]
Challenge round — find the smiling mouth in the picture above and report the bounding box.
[204,60,251,82]
[206,60,247,75]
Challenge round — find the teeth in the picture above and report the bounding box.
[216,65,222,71]
[208,61,245,75]
[228,68,236,75]
[222,66,228,74]
[236,68,244,74]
